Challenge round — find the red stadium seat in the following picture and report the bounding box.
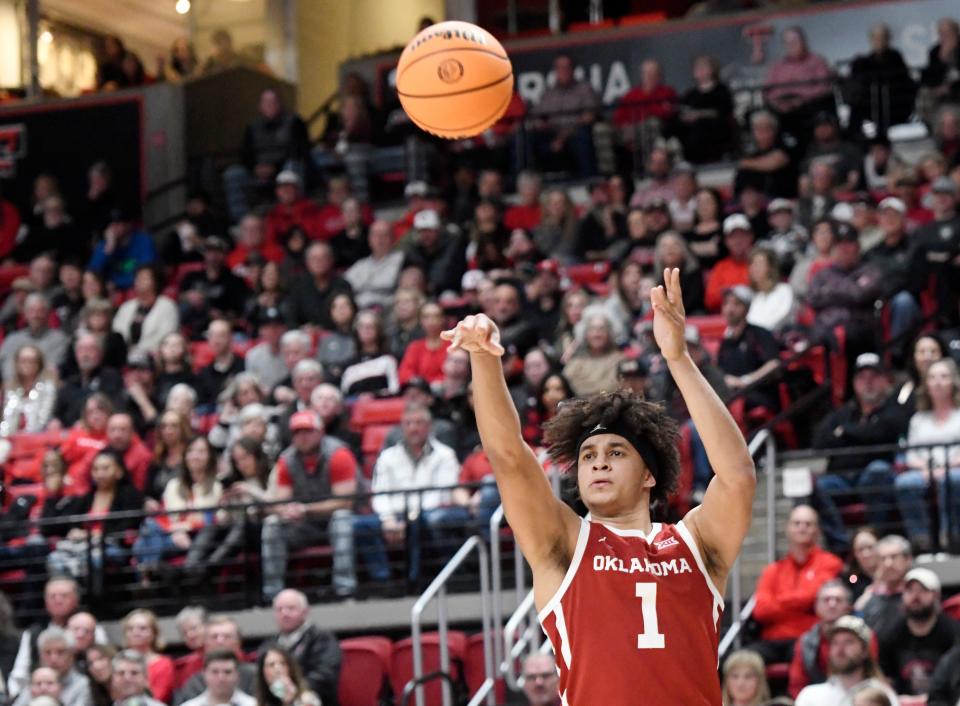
[563,262,611,286]
[351,397,406,430]
[943,594,960,621]
[189,342,215,372]
[463,633,506,704]
[392,631,467,706]
[619,11,667,25]
[338,636,392,706]
[3,483,44,513]
[685,315,726,342]
[361,424,394,458]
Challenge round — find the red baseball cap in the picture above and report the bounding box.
[536,259,560,275]
[289,411,322,432]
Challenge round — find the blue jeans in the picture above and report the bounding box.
[814,460,896,552]
[889,290,921,343]
[132,518,182,570]
[688,422,712,494]
[895,467,960,548]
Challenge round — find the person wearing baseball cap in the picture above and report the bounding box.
[262,408,359,600]
[245,306,288,390]
[909,171,960,325]
[704,215,754,312]
[177,233,249,328]
[88,199,156,291]
[873,566,955,695]
[404,209,467,294]
[794,615,898,706]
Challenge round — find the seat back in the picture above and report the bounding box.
[351,397,407,430]
[339,636,392,706]
[463,633,506,705]
[392,632,466,706]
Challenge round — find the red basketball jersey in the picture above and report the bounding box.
[538,517,724,705]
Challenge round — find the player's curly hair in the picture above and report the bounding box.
[542,390,680,513]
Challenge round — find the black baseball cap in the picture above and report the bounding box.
[618,358,649,378]
[255,306,285,327]
[833,222,859,244]
[401,377,433,395]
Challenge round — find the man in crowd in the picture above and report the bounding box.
[764,26,833,147]
[286,242,353,330]
[911,177,960,326]
[734,111,797,199]
[491,281,539,358]
[878,567,957,695]
[517,653,561,706]
[796,161,838,231]
[87,204,156,290]
[705,215,754,312]
[802,114,863,193]
[258,589,341,706]
[358,403,463,584]
[276,359,323,448]
[0,293,69,381]
[179,236,250,333]
[264,170,324,245]
[13,667,62,706]
[787,580,860,698]
[227,214,283,273]
[613,59,677,152]
[55,332,124,427]
[750,505,843,664]
[196,319,244,407]
[65,613,97,673]
[245,306,288,391]
[811,353,903,553]
[11,628,91,706]
[104,413,154,492]
[262,411,358,600]
[9,578,106,698]
[344,219,404,310]
[310,383,361,461]
[403,209,467,296]
[504,171,543,232]
[856,534,913,637]
[111,650,167,706]
[794,616,899,706]
[530,54,598,178]
[272,330,313,405]
[717,285,782,416]
[180,651,255,706]
[630,147,674,208]
[175,617,255,705]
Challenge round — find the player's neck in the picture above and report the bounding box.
[588,507,654,533]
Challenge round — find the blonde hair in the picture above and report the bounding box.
[122,609,165,653]
[915,357,960,411]
[721,650,770,706]
[852,686,891,706]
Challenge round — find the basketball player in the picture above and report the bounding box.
[441,269,755,704]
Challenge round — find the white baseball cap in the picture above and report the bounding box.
[878,197,906,214]
[413,209,441,230]
[723,214,752,235]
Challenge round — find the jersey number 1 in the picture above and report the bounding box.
[635,582,665,649]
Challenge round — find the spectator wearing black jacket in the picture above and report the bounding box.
[258,590,340,706]
[55,332,124,428]
[403,209,467,296]
[847,23,917,133]
[811,353,905,554]
[195,319,244,407]
[910,177,960,327]
[286,242,353,330]
[864,198,919,352]
[929,641,960,706]
[919,18,960,116]
[575,179,628,262]
[717,285,781,414]
[878,567,958,696]
[179,237,250,337]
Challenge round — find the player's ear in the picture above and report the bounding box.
[641,462,656,489]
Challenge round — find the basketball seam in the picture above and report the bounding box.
[398,46,510,81]
[398,71,513,100]
[408,82,513,137]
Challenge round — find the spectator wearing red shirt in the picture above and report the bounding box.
[227,214,283,274]
[261,410,359,600]
[393,181,435,242]
[399,301,451,385]
[704,214,755,312]
[61,393,113,495]
[313,175,374,241]
[614,59,677,130]
[454,449,502,529]
[504,171,543,232]
[750,505,844,665]
[100,413,154,493]
[264,171,325,246]
[171,607,207,690]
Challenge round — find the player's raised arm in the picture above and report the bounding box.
[442,315,580,576]
[652,269,756,586]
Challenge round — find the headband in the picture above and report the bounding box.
[575,422,662,481]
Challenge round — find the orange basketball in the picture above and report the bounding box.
[396,21,513,139]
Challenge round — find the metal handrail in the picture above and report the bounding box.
[501,588,550,691]
[401,672,459,706]
[718,595,757,658]
[410,535,495,706]
[489,505,506,677]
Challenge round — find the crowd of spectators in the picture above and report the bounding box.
[1,9,960,706]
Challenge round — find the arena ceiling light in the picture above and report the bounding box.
[175,0,191,14]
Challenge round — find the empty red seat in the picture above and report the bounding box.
[392,631,467,706]
[563,262,610,286]
[338,636,392,706]
[685,315,726,342]
[463,633,506,705]
[362,424,394,459]
[351,397,406,430]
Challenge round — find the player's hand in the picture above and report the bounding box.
[441,314,505,357]
[651,268,688,363]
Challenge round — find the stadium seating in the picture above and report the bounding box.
[339,636,393,706]
[391,631,467,706]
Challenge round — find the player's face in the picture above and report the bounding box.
[577,434,654,516]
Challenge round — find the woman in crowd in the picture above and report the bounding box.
[895,358,960,551]
[317,293,359,384]
[85,643,117,706]
[0,344,57,437]
[255,647,321,706]
[532,188,579,263]
[165,383,200,430]
[386,287,425,360]
[789,218,837,299]
[155,332,198,406]
[121,609,175,704]
[523,372,575,447]
[279,226,308,281]
[554,289,591,363]
[746,247,795,333]
[653,232,705,314]
[721,649,770,706]
[622,207,657,266]
[675,55,736,164]
[340,309,400,396]
[184,436,270,578]
[209,373,270,450]
[603,261,648,343]
[398,301,450,384]
[61,394,114,494]
[147,410,193,502]
[75,298,128,372]
[845,526,880,601]
[113,266,179,356]
[562,306,625,397]
[49,450,145,582]
[896,333,945,420]
[164,37,199,82]
[133,436,222,579]
[685,187,725,269]
[248,261,288,321]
